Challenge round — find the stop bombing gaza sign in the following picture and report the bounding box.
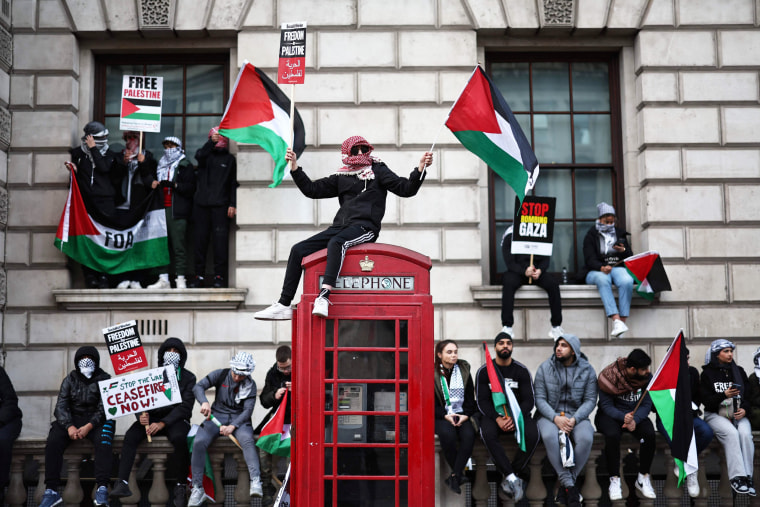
[99,366,181,420]
[120,75,163,132]
[511,195,556,257]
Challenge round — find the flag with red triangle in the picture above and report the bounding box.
[624,250,671,300]
[482,342,525,452]
[256,389,291,457]
[219,61,306,188]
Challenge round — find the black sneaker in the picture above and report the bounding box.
[109,481,132,498]
[731,476,750,495]
[555,486,568,505]
[746,477,757,497]
[187,275,204,288]
[212,275,225,288]
[567,485,583,507]
[174,484,187,507]
[444,474,461,494]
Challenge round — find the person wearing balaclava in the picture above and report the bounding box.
[579,202,634,338]
[39,346,114,507]
[254,137,433,320]
[68,121,122,288]
[111,337,196,507]
[146,136,196,289]
[746,346,760,431]
[188,127,238,288]
[700,339,755,496]
[188,352,263,505]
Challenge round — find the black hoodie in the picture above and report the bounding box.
[141,338,196,427]
[54,346,110,429]
[0,366,22,426]
[700,352,749,414]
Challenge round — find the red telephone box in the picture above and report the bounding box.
[292,243,434,506]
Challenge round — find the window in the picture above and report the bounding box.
[94,54,229,164]
[487,53,624,284]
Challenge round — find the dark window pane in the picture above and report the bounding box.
[494,222,508,274]
[338,320,396,348]
[574,114,611,163]
[492,62,530,111]
[324,480,333,505]
[575,169,613,219]
[326,320,334,347]
[325,446,333,475]
[105,65,142,115]
[533,114,572,163]
[532,169,572,219]
[325,352,334,379]
[399,352,407,380]
[185,116,221,165]
[400,481,408,507]
[576,220,596,275]
[337,480,395,507]
[548,222,575,274]
[337,448,396,476]
[142,116,183,158]
[572,62,609,111]
[146,64,184,114]
[493,176,518,220]
[399,320,407,348]
[186,65,225,113]
[400,448,408,475]
[533,62,570,111]
[337,352,395,379]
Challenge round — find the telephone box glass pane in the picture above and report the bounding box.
[367,384,403,412]
[324,352,334,379]
[337,480,395,506]
[325,415,333,443]
[399,320,408,347]
[325,446,333,475]
[324,480,333,505]
[338,320,396,347]
[399,416,408,443]
[337,352,395,379]
[400,448,408,475]
[400,481,408,506]
[326,320,334,347]
[337,448,396,476]
[400,352,408,379]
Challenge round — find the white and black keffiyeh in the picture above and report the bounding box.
[157,138,185,181]
[446,364,465,415]
[163,351,181,370]
[78,357,95,379]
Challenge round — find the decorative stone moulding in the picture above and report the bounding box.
[138,0,174,30]
[0,106,10,150]
[0,0,10,29]
[0,25,11,72]
[540,0,575,27]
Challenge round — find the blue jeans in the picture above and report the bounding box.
[585,267,633,317]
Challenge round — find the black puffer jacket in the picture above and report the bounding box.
[291,161,425,234]
[194,140,238,208]
[54,346,110,429]
[255,363,291,432]
[142,337,196,427]
[0,366,22,427]
[578,224,633,281]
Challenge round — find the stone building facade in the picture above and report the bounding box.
[1,0,759,445]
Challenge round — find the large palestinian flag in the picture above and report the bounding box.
[647,330,697,486]
[219,61,306,188]
[446,66,539,203]
[54,173,169,274]
[624,250,672,300]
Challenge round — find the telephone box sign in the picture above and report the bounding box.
[278,21,306,84]
[321,275,415,291]
[99,366,180,420]
[103,320,148,375]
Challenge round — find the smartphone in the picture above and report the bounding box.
[731,383,741,389]
[452,415,460,424]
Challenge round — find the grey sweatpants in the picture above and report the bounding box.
[537,417,594,488]
[704,412,754,479]
[191,416,260,485]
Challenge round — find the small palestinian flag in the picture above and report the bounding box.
[121,97,161,122]
[219,61,306,188]
[482,342,525,452]
[187,424,215,502]
[256,389,291,457]
[624,250,672,300]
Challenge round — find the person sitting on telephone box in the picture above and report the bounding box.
[254,136,433,320]
[188,352,263,506]
[580,202,634,338]
[500,225,564,341]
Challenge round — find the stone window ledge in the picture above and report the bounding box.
[471,285,654,308]
[52,288,248,311]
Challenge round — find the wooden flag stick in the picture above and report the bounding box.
[138,131,143,155]
[143,412,152,443]
[288,84,296,149]
[528,254,534,284]
[208,414,243,450]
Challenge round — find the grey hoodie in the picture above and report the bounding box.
[533,334,598,422]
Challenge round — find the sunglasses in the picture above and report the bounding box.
[350,145,370,156]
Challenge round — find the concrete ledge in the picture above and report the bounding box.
[470,284,655,308]
[51,288,248,311]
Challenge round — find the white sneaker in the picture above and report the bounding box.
[249,477,263,498]
[548,326,565,340]
[254,302,293,321]
[175,275,187,289]
[611,319,628,337]
[147,275,170,289]
[501,326,514,338]
[609,476,623,500]
[312,296,330,317]
[187,486,205,507]
[686,471,700,498]
[635,473,656,499]
[116,280,131,289]
[129,281,142,289]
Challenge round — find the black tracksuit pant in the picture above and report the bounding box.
[118,420,191,483]
[45,418,115,489]
[193,204,230,279]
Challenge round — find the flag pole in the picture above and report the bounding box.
[528,254,534,284]
[289,84,296,149]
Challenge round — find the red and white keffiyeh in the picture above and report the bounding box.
[337,136,377,181]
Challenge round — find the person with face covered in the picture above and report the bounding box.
[746,346,760,431]
[474,332,539,502]
[700,340,755,496]
[68,122,122,288]
[38,347,115,507]
[595,349,656,500]
[254,137,433,320]
[188,352,262,506]
[580,202,634,338]
[147,137,196,289]
[110,338,196,507]
[188,127,238,288]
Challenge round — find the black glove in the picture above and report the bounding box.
[159,180,173,188]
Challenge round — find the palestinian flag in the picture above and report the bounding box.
[624,250,672,300]
[121,97,161,122]
[54,172,169,274]
[646,330,697,486]
[482,342,526,452]
[446,66,539,203]
[256,389,291,457]
[187,424,215,502]
[219,61,306,188]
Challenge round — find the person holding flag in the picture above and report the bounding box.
[189,352,263,505]
[596,349,657,500]
[475,332,539,502]
[433,340,477,495]
[700,339,755,496]
[533,334,597,507]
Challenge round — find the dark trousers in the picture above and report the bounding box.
[118,420,190,483]
[165,208,189,276]
[596,411,655,476]
[435,418,476,477]
[0,418,22,488]
[193,205,230,278]
[44,419,115,489]
[280,225,375,305]
[479,414,539,477]
[656,415,714,454]
[501,271,562,327]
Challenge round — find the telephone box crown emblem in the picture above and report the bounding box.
[359,255,374,272]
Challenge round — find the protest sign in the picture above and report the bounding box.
[278,22,306,84]
[120,75,163,132]
[103,320,148,375]
[511,195,556,256]
[99,366,180,420]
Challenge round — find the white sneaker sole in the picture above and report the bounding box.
[254,312,292,321]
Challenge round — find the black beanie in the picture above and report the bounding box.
[494,332,512,346]
[626,348,651,369]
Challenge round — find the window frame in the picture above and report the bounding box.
[486,51,625,285]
